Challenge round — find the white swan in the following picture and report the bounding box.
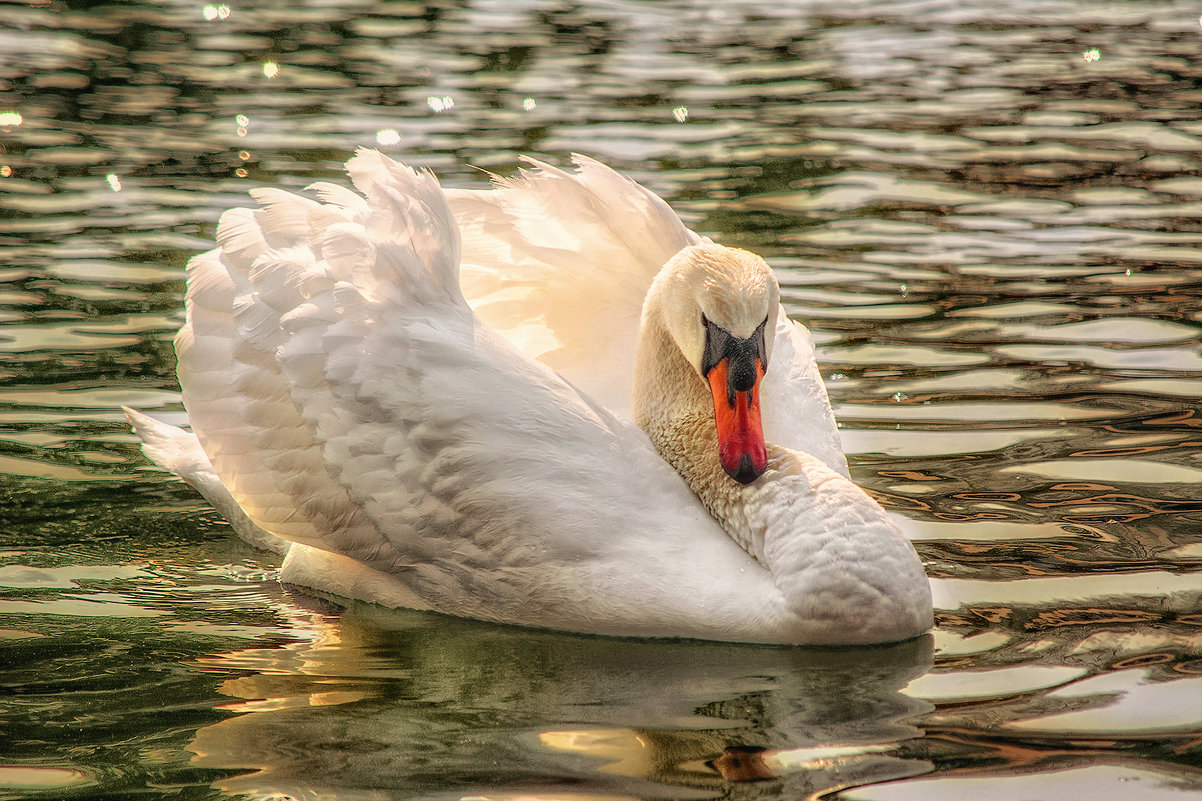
[126,151,932,645]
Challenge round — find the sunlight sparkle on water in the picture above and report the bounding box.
[375,128,401,146]
[201,4,230,20]
[0,166,11,178]
[1083,48,1101,62]
[0,112,22,127]
[522,97,537,111]
[262,62,279,78]
[105,173,121,192]
[427,95,454,113]
[673,106,688,122]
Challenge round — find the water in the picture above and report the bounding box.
[3,0,1202,798]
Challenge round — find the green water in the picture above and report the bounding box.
[3,0,1202,798]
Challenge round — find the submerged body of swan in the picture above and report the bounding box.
[127,151,932,645]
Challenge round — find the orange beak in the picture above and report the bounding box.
[706,356,768,484]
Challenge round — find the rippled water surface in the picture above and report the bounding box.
[4,1,1202,798]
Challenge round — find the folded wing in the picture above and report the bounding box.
[174,150,707,616]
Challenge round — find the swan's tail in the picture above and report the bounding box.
[123,407,291,554]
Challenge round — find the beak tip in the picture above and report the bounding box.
[723,453,765,485]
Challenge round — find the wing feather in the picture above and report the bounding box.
[760,317,848,476]
[447,155,705,417]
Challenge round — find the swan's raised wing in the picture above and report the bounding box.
[760,316,849,477]
[447,157,846,475]
[447,156,703,418]
[175,149,707,615]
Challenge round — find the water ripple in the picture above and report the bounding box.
[3,0,1202,798]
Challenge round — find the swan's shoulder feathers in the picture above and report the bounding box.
[175,150,706,619]
[447,155,705,417]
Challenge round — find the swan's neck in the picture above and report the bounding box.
[634,309,932,642]
[633,311,764,557]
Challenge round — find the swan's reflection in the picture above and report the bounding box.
[189,595,934,800]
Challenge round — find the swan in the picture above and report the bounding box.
[126,150,932,645]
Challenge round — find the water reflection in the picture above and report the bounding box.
[181,586,1202,799]
[188,600,934,800]
[5,523,1202,798]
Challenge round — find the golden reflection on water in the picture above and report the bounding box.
[0,766,93,793]
[184,602,934,800]
[169,583,1202,799]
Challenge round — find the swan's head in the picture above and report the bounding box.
[653,244,780,484]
